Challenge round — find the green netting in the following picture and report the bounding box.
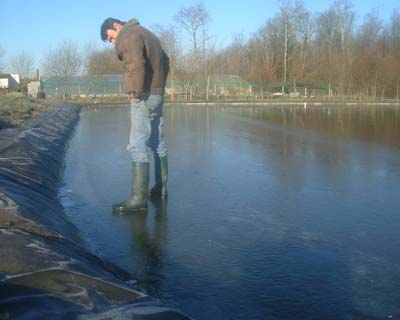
[40,76,329,97]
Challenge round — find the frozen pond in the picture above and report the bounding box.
[60,104,400,320]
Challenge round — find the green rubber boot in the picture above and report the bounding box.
[113,162,149,213]
[150,155,168,199]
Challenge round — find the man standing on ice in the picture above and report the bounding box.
[100,17,169,213]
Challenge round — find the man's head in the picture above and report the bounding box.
[100,18,125,44]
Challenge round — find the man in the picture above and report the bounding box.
[100,17,169,213]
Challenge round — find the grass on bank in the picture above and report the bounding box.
[0,94,56,130]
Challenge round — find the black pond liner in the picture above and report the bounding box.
[0,104,189,319]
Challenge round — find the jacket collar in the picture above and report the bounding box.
[115,18,140,47]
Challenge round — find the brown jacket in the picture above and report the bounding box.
[115,19,169,98]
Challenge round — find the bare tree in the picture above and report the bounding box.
[174,2,211,100]
[389,10,400,99]
[315,8,340,81]
[335,0,355,95]
[357,12,384,52]
[262,0,302,87]
[218,33,248,76]
[174,2,210,60]
[82,43,102,99]
[85,47,123,75]
[99,0,398,100]
[83,42,98,75]
[0,46,6,72]
[152,24,182,100]
[351,12,382,98]
[279,0,293,86]
[314,2,354,94]
[42,41,82,79]
[10,51,35,79]
[247,27,278,89]
[42,41,82,99]
[389,9,400,52]
[292,0,314,81]
[80,43,125,99]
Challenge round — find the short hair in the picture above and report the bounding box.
[100,17,125,41]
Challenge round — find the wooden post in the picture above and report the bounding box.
[206,75,210,101]
[171,78,174,101]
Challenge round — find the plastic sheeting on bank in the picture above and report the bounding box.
[0,104,190,320]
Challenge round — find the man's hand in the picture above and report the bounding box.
[129,93,140,102]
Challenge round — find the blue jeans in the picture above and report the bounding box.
[127,94,167,162]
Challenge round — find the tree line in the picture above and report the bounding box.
[2,0,400,99]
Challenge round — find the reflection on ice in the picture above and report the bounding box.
[61,104,400,320]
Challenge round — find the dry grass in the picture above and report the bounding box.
[0,94,56,130]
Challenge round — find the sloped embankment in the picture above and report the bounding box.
[0,104,189,319]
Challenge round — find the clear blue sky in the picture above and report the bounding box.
[1,0,399,72]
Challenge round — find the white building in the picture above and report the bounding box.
[27,81,41,97]
[0,73,20,90]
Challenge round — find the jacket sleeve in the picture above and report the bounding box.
[122,33,145,98]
